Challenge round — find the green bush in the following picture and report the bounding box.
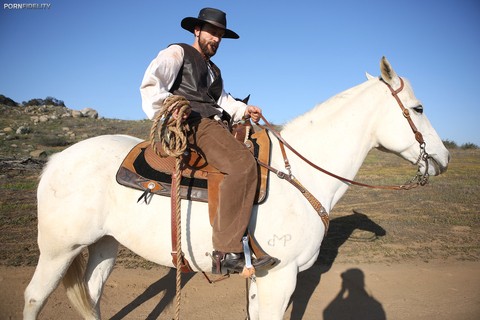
[442,139,457,149]
[23,96,65,107]
[37,135,71,147]
[0,94,18,107]
[460,142,478,150]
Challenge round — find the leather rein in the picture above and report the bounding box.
[255,77,431,228]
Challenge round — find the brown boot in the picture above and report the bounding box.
[212,251,278,274]
[212,251,245,274]
[252,255,278,271]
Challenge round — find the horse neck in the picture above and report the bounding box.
[277,80,380,210]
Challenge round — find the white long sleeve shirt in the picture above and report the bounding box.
[140,44,247,121]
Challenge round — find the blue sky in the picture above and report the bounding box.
[1,0,479,145]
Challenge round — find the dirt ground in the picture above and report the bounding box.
[1,260,479,320]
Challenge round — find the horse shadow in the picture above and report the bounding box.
[110,268,195,320]
[288,210,386,320]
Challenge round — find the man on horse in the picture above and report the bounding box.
[140,7,276,274]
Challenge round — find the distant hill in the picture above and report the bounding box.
[0,98,151,159]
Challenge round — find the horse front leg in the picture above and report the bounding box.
[248,263,298,320]
[247,279,259,319]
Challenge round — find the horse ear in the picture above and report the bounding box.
[365,72,375,80]
[380,56,400,88]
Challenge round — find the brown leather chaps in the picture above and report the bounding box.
[187,118,257,253]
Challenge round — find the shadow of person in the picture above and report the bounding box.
[288,210,386,319]
[110,268,195,320]
[323,268,386,320]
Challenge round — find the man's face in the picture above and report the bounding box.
[195,23,225,59]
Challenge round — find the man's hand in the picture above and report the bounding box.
[245,105,262,123]
[164,95,191,122]
[171,107,191,121]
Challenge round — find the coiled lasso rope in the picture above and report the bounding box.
[150,95,191,158]
[149,95,191,320]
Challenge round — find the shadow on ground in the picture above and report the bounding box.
[110,210,386,320]
[288,210,386,320]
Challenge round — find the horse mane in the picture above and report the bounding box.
[282,78,376,133]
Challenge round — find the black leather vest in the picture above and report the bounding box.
[169,43,224,122]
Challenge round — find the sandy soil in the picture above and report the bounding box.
[1,260,479,320]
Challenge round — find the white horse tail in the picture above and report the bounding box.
[63,254,98,320]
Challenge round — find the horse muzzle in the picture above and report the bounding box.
[422,152,450,176]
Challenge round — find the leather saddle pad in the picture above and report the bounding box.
[116,129,271,223]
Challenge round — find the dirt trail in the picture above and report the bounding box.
[1,260,478,320]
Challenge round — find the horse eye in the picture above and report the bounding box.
[413,105,423,114]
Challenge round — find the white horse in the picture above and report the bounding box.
[23,57,449,319]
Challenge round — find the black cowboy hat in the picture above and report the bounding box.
[181,7,239,39]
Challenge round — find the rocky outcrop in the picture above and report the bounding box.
[24,105,100,122]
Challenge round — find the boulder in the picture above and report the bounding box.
[16,126,30,134]
[30,149,47,159]
[71,110,84,118]
[81,108,98,119]
[39,115,49,123]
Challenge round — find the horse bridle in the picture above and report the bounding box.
[257,76,431,192]
[380,77,430,186]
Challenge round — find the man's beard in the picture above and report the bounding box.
[198,37,218,59]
